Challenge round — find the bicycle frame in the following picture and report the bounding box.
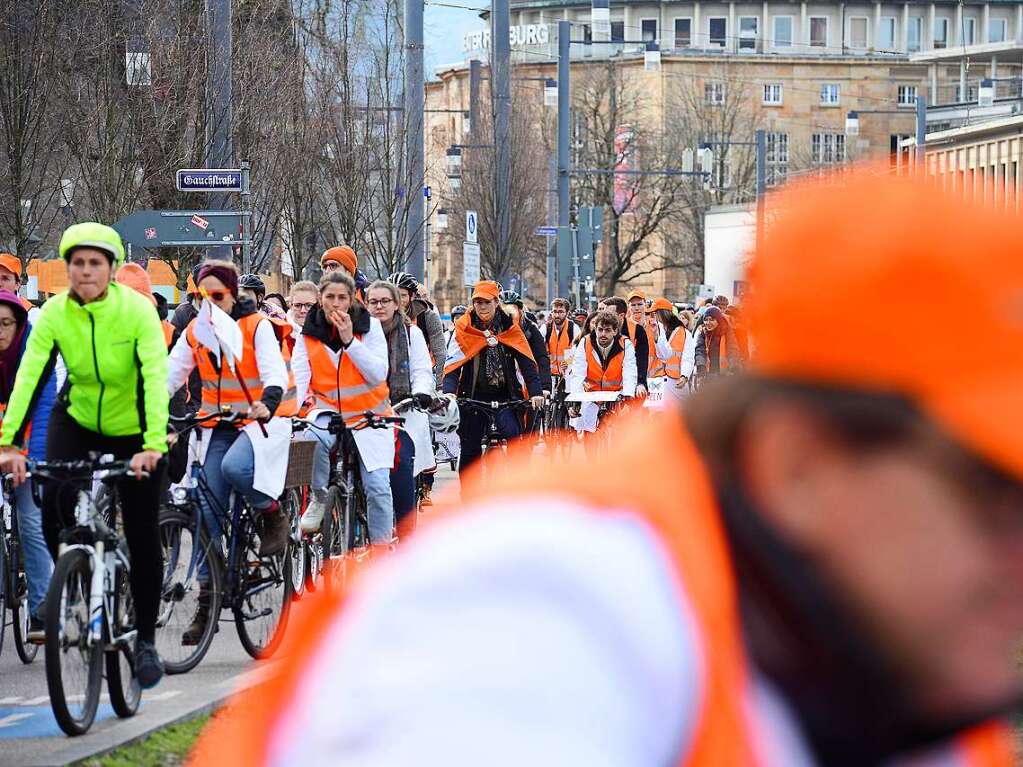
[54,475,133,650]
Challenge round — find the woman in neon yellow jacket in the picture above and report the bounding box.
[0,222,169,690]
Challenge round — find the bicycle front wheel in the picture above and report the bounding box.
[106,567,140,718]
[12,571,37,664]
[320,486,349,591]
[234,516,292,659]
[156,507,223,675]
[45,548,103,736]
[281,489,305,599]
[0,533,7,661]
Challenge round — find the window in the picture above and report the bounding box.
[766,132,789,186]
[848,17,868,49]
[908,17,922,52]
[890,134,912,165]
[641,18,658,42]
[934,18,949,48]
[878,17,896,50]
[820,83,840,106]
[611,21,625,43]
[674,18,692,47]
[773,16,793,47]
[583,23,593,44]
[810,16,828,47]
[705,82,725,105]
[988,18,1007,43]
[812,133,846,165]
[963,17,975,45]
[955,83,977,102]
[709,17,727,47]
[739,16,758,50]
[897,85,917,106]
[763,83,783,105]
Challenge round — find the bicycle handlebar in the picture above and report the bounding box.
[15,458,148,483]
[457,398,533,412]
[292,410,406,434]
[169,408,244,434]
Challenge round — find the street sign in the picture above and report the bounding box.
[424,186,432,199]
[175,168,243,193]
[466,210,478,244]
[463,241,481,286]
[534,226,557,237]
[113,210,247,256]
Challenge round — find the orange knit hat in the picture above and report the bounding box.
[115,263,156,306]
[321,246,357,274]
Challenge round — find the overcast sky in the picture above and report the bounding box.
[424,3,486,76]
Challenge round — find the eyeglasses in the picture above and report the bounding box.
[367,298,394,307]
[291,302,315,311]
[0,318,17,330]
[205,291,228,301]
[322,261,342,271]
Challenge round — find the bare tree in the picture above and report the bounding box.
[570,58,704,295]
[0,0,67,266]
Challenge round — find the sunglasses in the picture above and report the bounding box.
[205,291,229,301]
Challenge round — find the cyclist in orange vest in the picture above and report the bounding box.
[190,171,1023,767]
[292,271,395,551]
[646,298,694,405]
[543,297,577,377]
[605,296,649,396]
[566,310,636,437]
[167,260,296,643]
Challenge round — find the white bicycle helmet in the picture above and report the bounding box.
[429,396,461,434]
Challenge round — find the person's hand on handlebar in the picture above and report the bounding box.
[413,392,434,410]
[248,401,271,422]
[130,450,162,481]
[0,447,27,487]
[530,395,545,410]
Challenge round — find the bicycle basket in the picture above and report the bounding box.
[284,439,317,488]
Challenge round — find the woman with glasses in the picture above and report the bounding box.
[366,280,436,541]
[293,272,394,554]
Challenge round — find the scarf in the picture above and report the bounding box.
[444,309,535,376]
[381,313,412,402]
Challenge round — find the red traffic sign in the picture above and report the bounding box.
[190,214,210,231]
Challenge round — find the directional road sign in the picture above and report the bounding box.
[114,210,247,256]
[534,226,557,237]
[463,241,481,286]
[176,168,243,193]
[466,210,478,244]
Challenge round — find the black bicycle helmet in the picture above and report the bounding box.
[239,273,266,295]
[498,290,522,307]
[451,304,468,318]
[389,271,419,293]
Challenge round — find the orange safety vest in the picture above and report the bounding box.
[162,320,175,349]
[186,412,1016,767]
[266,315,298,407]
[303,334,392,425]
[664,328,689,380]
[546,320,575,376]
[582,336,625,392]
[186,313,298,424]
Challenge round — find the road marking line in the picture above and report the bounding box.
[0,698,22,705]
[0,713,34,728]
[220,662,281,692]
[23,696,48,706]
[144,691,183,702]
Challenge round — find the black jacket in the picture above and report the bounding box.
[522,318,552,393]
[442,308,543,400]
[620,318,649,387]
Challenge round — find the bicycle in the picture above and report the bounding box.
[156,411,293,673]
[292,409,405,592]
[566,391,626,458]
[542,374,573,455]
[456,398,533,476]
[24,457,144,736]
[0,476,38,664]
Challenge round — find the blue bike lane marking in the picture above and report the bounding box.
[0,705,117,739]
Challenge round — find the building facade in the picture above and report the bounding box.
[425,1,1023,310]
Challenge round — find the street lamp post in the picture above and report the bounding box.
[845,95,928,168]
